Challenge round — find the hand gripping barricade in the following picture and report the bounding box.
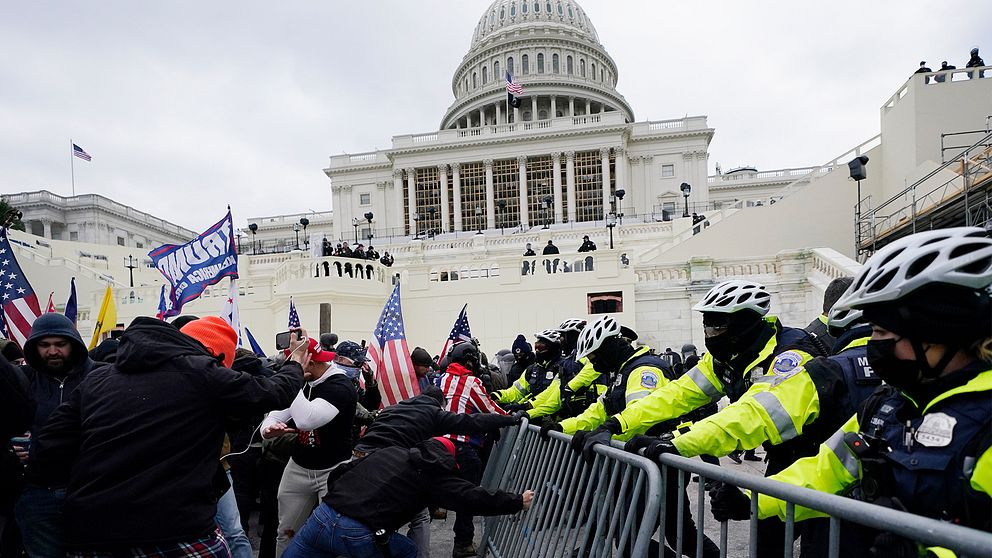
[480,422,992,558]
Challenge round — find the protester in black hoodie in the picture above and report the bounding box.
[29,316,306,556]
[283,437,532,558]
[1,354,33,555]
[15,312,96,558]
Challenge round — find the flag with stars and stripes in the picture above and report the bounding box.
[220,278,242,346]
[287,297,300,328]
[367,283,418,406]
[0,228,42,348]
[440,303,472,360]
[506,71,523,108]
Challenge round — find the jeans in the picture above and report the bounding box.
[283,503,417,558]
[15,484,65,558]
[407,508,431,558]
[452,444,482,547]
[275,458,334,556]
[215,471,253,558]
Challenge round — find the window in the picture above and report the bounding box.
[579,59,585,77]
[591,62,596,80]
[557,2,563,16]
[588,291,623,314]
[567,5,574,18]
[566,55,573,75]
[499,7,505,19]
[601,68,605,82]
[534,1,540,12]
[117,236,126,246]
[69,231,78,241]
[552,53,559,73]
[661,164,675,178]
[136,242,143,249]
[494,60,500,79]
[539,109,548,119]
[510,3,516,17]
[472,72,477,88]
[482,66,488,84]
[507,56,513,75]
[537,53,544,73]
[360,193,371,205]
[522,54,529,74]
[521,2,528,13]
[546,2,552,14]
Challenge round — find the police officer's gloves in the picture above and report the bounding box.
[622,434,657,455]
[869,532,930,558]
[504,402,532,413]
[579,418,622,462]
[539,422,563,439]
[644,434,681,461]
[510,410,528,424]
[708,482,751,522]
[569,429,591,453]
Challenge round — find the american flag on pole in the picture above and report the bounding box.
[45,292,56,313]
[367,283,419,406]
[440,303,472,360]
[0,228,42,347]
[506,71,524,108]
[220,278,242,346]
[72,143,92,161]
[65,277,78,325]
[287,297,300,328]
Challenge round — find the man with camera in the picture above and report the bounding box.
[261,335,363,556]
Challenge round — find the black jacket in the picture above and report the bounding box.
[1,356,34,510]
[29,317,304,549]
[354,393,517,453]
[324,440,522,532]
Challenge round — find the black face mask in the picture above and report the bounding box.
[704,334,736,362]
[535,346,560,364]
[866,338,922,391]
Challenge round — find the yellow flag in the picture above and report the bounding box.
[89,286,117,349]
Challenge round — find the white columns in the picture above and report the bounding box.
[531,97,537,120]
[614,146,628,216]
[514,106,520,124]
[452,163,463,232]
[552,152,563,223]
[438,164,449,232]
[392,170,404,239]
[479,107,485,127]
[42,219,52,239]
[496,101,502,125]
[517,155,529,228]
[550,96,557,118]
[568,96,575,117]
[601,147,612,217]
[585,99,591,115]
[642,156,653,216]
[565,151,576,222]
[484,159,495,229]
[405,168,416,236]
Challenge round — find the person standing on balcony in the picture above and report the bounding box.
[966,47,985,78]
[914,61,932,83]
[577,235,597,252]
[934,61,956,83]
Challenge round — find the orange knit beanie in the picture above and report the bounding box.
[180,316,238,368]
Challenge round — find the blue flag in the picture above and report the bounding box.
[244,327,266,357]
[156,285,167,320]
[148,210,238,318]
[64,277,78,325]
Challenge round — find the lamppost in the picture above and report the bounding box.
[412,212,421,240]
[292,222,301,251]
[680,182,692,218]
[248,223,258,255]
[364,212,374,243]
[299,217,310,250]
[0,207,21,229]
[123,255,138,287]
[606,212,617,249]
[614,189,626,225]
[496,200,506,234]
[542,195,553,229]
[427,207,437,239]
[475,206,483,234]
[235,229,243,254]
[351,217,359,244]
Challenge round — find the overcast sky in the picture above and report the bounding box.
[1,1,988,232]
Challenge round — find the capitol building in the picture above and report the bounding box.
[5,0,991,355]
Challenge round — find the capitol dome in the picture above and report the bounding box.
[441,0,633,130]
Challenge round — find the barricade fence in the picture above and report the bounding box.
[480,421,992,558]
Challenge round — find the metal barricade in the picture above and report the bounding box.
[480,420,662,558]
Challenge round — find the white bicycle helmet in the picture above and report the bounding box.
[535,329,562,344]
[692,280,771,316]
[557,318,587,333]
[575,315,622,359]
[826,306,864,330]
[834,227,992,311]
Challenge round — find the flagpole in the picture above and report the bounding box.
[69,138,75,196]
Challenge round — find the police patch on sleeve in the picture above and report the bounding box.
[915,413,956,447]
[640,371,659,389]
[772,351,803,374]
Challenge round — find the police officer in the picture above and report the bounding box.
[713,227,992,558]
[629,304,879,556]
[583,280,824,557]
[493,330,563,407]
[521,319,606,421]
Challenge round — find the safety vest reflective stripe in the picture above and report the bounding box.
[824,428,861,480]
[686,366,722,400]
[513,380,528,394]
[625,390,651,405]
[751,391,799,443]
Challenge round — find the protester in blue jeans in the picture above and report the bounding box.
[284,437,532,558]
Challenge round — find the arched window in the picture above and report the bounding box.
[510,2,516,17]
[534,1,540,13]
[506,57,513,75]
[546,2,552,14]
[591,62,596,80]
[552,53,560,73]
[557,2,563,16]
[579,59,585,77]
[522,54,529,74]
[567,4,574,18]
[537,53,544,73]
[521,2,528,14]
[482,66,488,84]
[494,60,500,79]
[539,110,548,120]
[566,55,573,75]
[472,72,477,88]
[523,110,532,121]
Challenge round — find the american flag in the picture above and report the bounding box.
[506,71,524,95]
[72,143,92,161]
[0,229,42,347]
[220,278,242,346]
[65,277,78,325]
[367,283,419,406]
[287,297,300,328]
[440,303,472,360]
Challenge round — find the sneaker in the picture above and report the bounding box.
[728,451,743,464]
[432,508,448,520]
[452,543,478,558]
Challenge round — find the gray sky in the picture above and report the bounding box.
[1,1,988,232]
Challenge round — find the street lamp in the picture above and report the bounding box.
[351,217,359,244]
[606,212,617,249]
[428,207,437,239]
[542,195,553,229]
[123,255,138,287]
[614,189,626,225]
[496,200,507,235]
[248,223,258,255]
[364,212,374,242]
[292,222,301,251]
[680,182,692,218]
[299,217,310,250]
[475,205,483,234]
[412,212,421,240]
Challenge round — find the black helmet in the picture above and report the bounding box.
[448,342,480,366]
[319,333,338,351]
[681,343,697,356]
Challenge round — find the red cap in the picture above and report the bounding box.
[284,337,335,363]
[433,436,457,458]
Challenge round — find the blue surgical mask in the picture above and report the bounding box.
[337,363,362,379]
